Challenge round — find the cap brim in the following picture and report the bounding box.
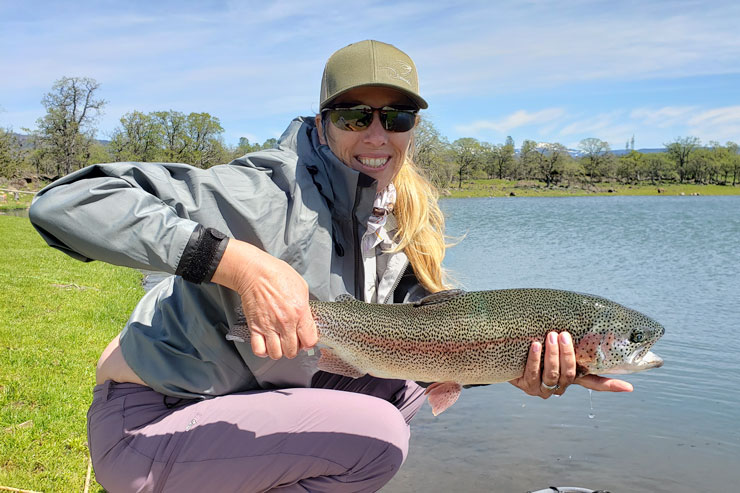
[321,83,428,110]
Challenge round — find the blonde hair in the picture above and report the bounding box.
[392,157,450,293]
[318,113,450,293]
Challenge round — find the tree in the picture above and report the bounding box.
[87,141,111,165]
[532,142,569,187]
[232,137,261,158]
[665,136,700,183]
[413,117,453,187]
[517,139,539,180]
[0,128,24,178]
[616,150,643,183]
[154,110,188,162]
[725,142,740,186]
[109,111,162,162]
[484,137,515,180]
[33,77,106,176]
[184,112,225,167]
[579,138,613,184]
[643,153,674,184]
[451,138,483,188]
[261,138,278,150]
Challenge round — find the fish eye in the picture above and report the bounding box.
[630,330,645,343]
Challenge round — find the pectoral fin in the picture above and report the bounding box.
[424,381,463,416]
[317,348,366,378]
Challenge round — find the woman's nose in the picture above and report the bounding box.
[362,110,389,146]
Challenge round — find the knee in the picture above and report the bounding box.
[354,395,412,464]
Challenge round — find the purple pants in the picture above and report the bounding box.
[87,373,426,492]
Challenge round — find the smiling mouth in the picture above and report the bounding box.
[357,157,390,169]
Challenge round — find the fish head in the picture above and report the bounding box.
[575,303,665,376]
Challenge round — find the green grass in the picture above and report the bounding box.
[443,179,740,198]
[0,216,144,492]
[0,193,34,211]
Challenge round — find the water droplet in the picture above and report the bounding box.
[588,389,595,419]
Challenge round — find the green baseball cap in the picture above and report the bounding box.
[320,40,428,110]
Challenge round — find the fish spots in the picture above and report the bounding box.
[309,288,665,385]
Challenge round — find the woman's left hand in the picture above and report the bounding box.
[509,331,633,399]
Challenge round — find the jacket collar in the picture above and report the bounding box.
[283,117,377,223]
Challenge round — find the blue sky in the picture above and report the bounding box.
[2,0,739,150]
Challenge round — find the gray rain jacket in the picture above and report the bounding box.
[29,117,425,399]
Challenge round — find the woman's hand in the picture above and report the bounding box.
[509,331,633,398]
[211,239,318,360]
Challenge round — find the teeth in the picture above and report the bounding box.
[358,157,388,168]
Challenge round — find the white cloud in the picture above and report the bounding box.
[456,108,566,135]
[630,107,699,128]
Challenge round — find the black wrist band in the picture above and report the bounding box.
[176,225,229,284]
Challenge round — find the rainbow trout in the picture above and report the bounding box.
[307,288,664,415]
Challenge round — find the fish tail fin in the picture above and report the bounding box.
[424,381,463,416]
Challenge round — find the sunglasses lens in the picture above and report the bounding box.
[327,106,417,132]
[382,110,416,132]
[329,108,373,131]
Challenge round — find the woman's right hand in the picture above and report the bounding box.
[211,239,318,360]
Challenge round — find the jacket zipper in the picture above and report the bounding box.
[383,256,410,304]
[351,184,364,300]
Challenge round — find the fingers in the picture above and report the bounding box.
[576,374,634,392]
[541,331,560,396]
[249,331,265,358]
[511,330,635,399]
[221,241,315,360]
[522,340,543,392]
[555,332,577,395]
[296,311,319,350]
[248,299,309,360]
[534,331,577,398]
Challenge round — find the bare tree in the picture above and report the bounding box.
[34,77,106,176]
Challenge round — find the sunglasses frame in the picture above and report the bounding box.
[323,104,419,133]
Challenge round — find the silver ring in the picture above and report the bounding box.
[541,381,559,391]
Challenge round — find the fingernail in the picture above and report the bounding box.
[559,332,572,345]
[548,332,558,345]
[532,341,541,354]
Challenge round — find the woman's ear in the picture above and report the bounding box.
[315,114,327,145]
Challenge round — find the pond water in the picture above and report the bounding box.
[0,208,29,217]
[386,195,740,493]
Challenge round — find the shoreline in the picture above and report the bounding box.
[441,180,740,198]
[1,182,738,211]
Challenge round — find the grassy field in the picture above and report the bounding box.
[0,216,143,492]
[0,192,34,211]
[443,179,740,198]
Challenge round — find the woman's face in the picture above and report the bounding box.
[316,86,416,190]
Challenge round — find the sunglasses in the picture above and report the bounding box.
[324,105,418,133]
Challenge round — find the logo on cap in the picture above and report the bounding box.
[379,60,413,87]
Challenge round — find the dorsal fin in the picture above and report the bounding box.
[413,289,466,307]
[334,294,359,303]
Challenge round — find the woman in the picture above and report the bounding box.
[29,40,631,492]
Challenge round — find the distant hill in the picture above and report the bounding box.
[522,147,666,158]
[612,148,665,156]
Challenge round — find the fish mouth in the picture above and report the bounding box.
[601,349,664,375]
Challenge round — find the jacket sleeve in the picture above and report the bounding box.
[29,160,260,276]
